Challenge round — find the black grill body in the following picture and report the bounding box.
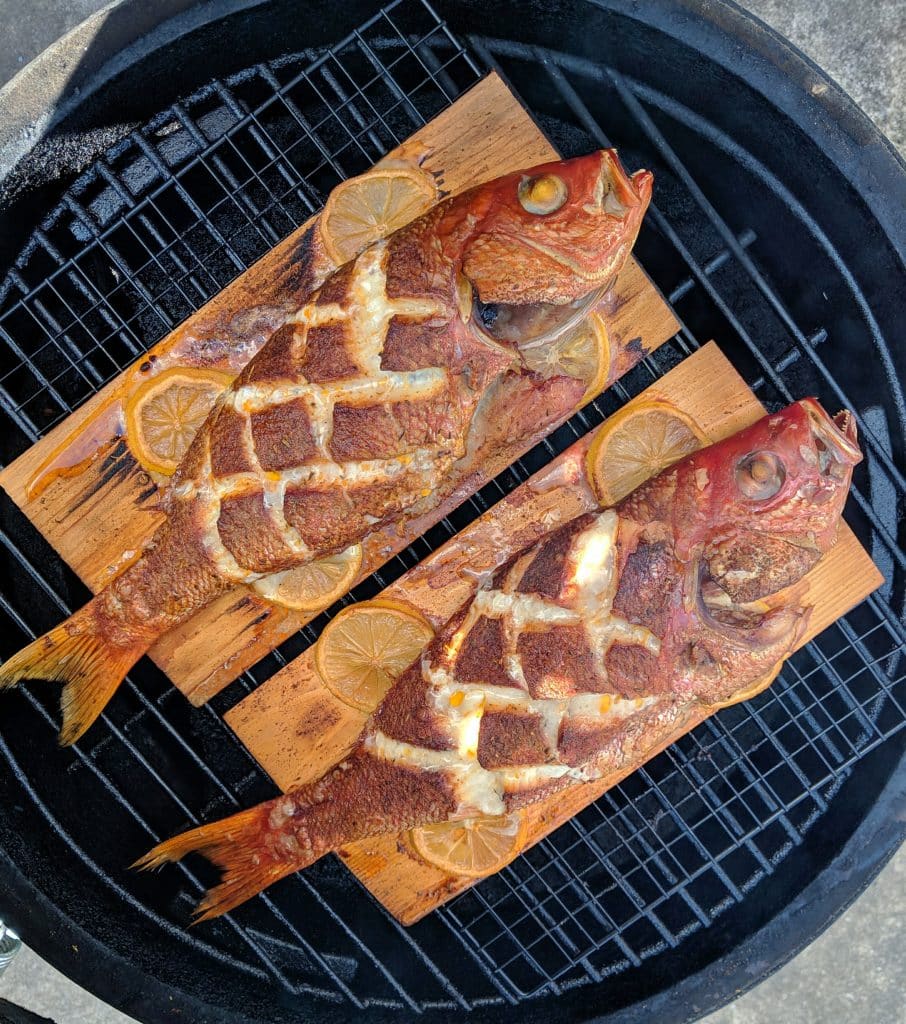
[0,2,903,1023]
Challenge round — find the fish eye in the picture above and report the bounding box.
[518,174,568,215]
[736,451,785,500]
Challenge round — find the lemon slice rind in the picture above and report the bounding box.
[251,544,363,613]
[320,167,437,267]
[586,399,709,506]
[409,812,527,878]
[124,366,234,476]
[313,599,434,712]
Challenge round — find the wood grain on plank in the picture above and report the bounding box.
[227,341,883,924]
[0,72,678,705]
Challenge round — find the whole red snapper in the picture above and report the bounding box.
[137,398,861,920]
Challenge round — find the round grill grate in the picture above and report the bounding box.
[0,2,903,1022]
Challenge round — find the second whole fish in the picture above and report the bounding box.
[136,397,861,919]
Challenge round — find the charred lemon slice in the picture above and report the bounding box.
[314,599,434,712]
[586,398,709,505]
[521,312,611,402]
[125,366,234,476]
[410,812,527,877]
[252,544,363,613]
[320,167,437,267]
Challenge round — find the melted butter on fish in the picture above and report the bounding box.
[442,512,660,692]
[369,513,667,811]
[568,511,661,679]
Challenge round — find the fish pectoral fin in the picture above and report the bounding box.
[0,599,150,746]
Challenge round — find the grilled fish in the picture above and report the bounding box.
[0,151,653,744]
[136,398,861,920]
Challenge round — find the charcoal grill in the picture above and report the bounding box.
[0,1,903,1021]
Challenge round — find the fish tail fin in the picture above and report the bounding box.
[0,600,150,746]
[134,805,304,922]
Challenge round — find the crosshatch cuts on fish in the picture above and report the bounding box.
[0,149,653,744]
[135,398,864,920]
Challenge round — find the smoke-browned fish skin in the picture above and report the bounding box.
[136,398,860,920]
[0,150,653,744]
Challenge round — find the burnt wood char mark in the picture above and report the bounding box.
[210,406,256,477]
[517,625,601,699]
[299,323,359,381]
[477,709,551,768]
[70,439,135,510]
[329,403,403,461]
[136,482,160,506]
[454,616,515,688]
[241,610,271,632]
[283,486,362,551]
[218,491,296,571]
[251,398,319,471]
[103,438,129,468]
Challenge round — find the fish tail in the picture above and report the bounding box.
[134,746,459,919]
[0,599,151,746]
[134,804,304,922]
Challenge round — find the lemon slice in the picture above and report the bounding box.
[521,312,611,402]
[586,399,709,505]
[520,309,610,401]
[320,167,437,266]
[410,812,527,878]
[313,599,434,712]
[125,366,234,476]
[251,544,363,613]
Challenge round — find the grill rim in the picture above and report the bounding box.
[0,1,903,1022]
[2,749,902,1024]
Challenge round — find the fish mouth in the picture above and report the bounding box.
[696,567,772,645]
[694,562,806,651]
[598,149,653,212]
[801,399,862,471]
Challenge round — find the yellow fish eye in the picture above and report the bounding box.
[518,174,568,215]
[736,450,786,500]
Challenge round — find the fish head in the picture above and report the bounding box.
[695,399,861,586]
[673,400,861,703]
[460,149,653,307]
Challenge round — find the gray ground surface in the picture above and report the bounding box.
[0,1,903,1023]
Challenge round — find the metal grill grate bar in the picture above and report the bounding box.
[531,51,905,577]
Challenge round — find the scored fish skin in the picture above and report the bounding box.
[0,150,653,745]
[136,398,862,921]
